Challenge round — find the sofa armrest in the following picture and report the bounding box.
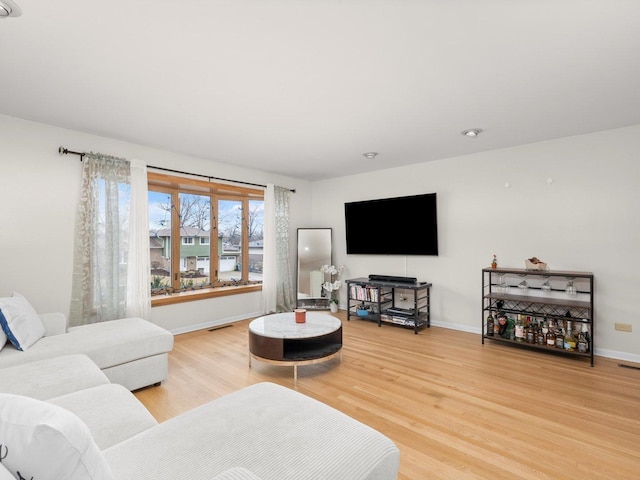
[210,468,263,480]
[39,312,68,336]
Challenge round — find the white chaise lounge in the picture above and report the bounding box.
[0,293,174,391]
[0,354,400,480]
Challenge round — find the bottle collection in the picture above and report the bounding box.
[485,312,590,353]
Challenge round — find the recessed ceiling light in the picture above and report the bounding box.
[0,0,22,17]
[461,129,482,137]
[363,152,378,160]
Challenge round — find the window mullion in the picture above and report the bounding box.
[241,198,249,282]
[170,190,181,291]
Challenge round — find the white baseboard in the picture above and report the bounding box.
[430,321,640,364]
[169,312,263,335]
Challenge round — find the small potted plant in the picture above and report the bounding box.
[320,264,344,313]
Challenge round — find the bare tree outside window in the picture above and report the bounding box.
[148,181,264,297]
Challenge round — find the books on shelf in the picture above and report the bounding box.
[349,284,379,302]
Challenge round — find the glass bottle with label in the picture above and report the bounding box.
[508,317,515,340]
[564,321,577,351]
[555,324,565,349]
[497,313,508,337]
[486,312,494,336]
[578,324,590,353]
[515,315,525,343]
[536,321,545,345]
[525,316,535,344]
[546,323,556,347]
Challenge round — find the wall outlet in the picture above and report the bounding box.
[615,323,633,332]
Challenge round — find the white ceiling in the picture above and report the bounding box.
[2,1,640,180]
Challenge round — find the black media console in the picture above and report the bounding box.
[346,276,432,334]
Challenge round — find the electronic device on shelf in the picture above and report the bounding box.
[368,274,417,284]
[384,307,415,316]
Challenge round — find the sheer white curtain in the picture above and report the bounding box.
[69,153,151,326]
[262,184,295,313]
[126,159,151,320]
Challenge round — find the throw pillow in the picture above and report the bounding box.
[0,327,6,353]
[0,393,115,480]
[0,292,45,351]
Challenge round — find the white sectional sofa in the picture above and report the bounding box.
[0,354,400,480]
[0,294,174,391]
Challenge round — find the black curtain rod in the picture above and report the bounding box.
[58,146,295,193]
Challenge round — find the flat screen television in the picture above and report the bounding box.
[344,193,438,255]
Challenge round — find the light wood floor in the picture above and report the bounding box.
[135,311,640,479]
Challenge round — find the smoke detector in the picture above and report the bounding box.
[0,0,22,18]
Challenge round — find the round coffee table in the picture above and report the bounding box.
[248,312,342,385]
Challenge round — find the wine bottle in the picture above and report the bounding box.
[486,312,494,336]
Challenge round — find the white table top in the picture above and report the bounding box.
[249,312,341,339]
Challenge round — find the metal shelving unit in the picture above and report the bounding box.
[482,267,595,366]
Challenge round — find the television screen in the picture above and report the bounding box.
[344,193,438,255]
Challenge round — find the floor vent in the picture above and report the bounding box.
[208,324,233,332]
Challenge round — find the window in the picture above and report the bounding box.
[148,172,264,304]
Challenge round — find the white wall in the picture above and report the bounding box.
[312,125,640,362]
[0,115,311,333]
[2,113,638,362]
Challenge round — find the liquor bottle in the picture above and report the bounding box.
[515,315,525,343]
[486,311,494,336]
[536,321,545,345]
[555,324,565,349]
[564,321,577,351]
[525,316,535,344]
[578,324,590,353]
[546,323,556,347]
[497,313,508,337]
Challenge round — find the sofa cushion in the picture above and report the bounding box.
[0,317,174,373]
[0,354,110,400]
[0,392,114,480]
[0,292,45,351]
[104,382,399,480]
[49,384,158,449]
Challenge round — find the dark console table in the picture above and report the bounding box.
[345,276,431,334]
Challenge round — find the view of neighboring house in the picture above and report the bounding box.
[149,226,263,279]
